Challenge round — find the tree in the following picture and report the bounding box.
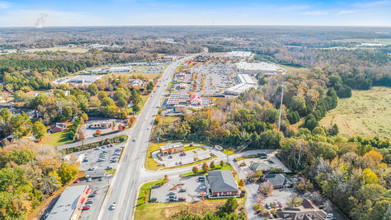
[98,91,108,100]
[164,174,169,183]
[32,121,46,141]
[224,197,239,213]
[78,130,85,144]
[101,97,115,107]
[63,106,73,119]
[220,160,225,167]
[269,168,284,174]
[117,97,127,108]
[87,84,99,96]
[210,161,216,169]
[192,166,199,175]
[132,103,140,112]
[259,181,274,195]
[238,179,245,188]
[287,193,302,207]
[118,124,123,131]
[202,163,209,172]
[81,112,89,122]
[95,129,102,136]
[58,162,78,185]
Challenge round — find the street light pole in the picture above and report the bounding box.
[278,82,285,131]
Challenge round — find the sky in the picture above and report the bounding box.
[0,0,390,27]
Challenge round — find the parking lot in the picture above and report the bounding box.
[150,176,206,203]
[152,147,214,168]
[73,143,125,172]
[76,176,113,220]
[190,64,235,95]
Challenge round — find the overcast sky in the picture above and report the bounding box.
[0,0,390,27]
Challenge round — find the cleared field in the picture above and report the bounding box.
[135,196,245,220]
[320,87,391,139]
[40,130,72,146]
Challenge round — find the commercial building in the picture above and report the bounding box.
[224,83,254,96]
[159,142,184,155]
[236,62,285,75]
[206,170,239,197]
[190,93,202,106]
[107,67,132,73]
[166,94,190,108]
[173,105,188,114]
[226,51,253,58]
[262,174,290,189]
[53,75,103,86]
[275,199,327,220]
[249,161,271,172]
[46,185,90,220]
[88,121,112,129]
[235,74,256,85]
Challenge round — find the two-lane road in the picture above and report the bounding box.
[97,55,197,220]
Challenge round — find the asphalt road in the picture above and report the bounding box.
[96,55,197,220]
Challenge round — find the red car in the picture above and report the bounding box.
[74,179,80,183]
[178,197,186,202]
[277,202,283,207]
[83,206,91,210]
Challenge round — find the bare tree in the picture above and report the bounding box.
[259,181,274,196]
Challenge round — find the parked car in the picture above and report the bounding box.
[183,152,186,156]
[132,138,136,142]
[149,198,157,203]
[83,206,91,210]
[178,197,186,202]
[74,179,80,183]
[87,178,92,182]
[83,159,88,162]
[198,177,205,182]
[151,185,158,189]
[99,177,103,181]
[179,189,186,193]
[200,186,206,190]
[89,194,96,198]
[86,200,94,205]
[265,204,270,210]
[277,201,283,207]
[98,158,105,162]
[169,198,177,202]
[168,155,172,159]
[110,202,116,210]
[106,166,113,170]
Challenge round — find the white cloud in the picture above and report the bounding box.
[0,1,10,9]
[336,10,358,15]
[303,10,329,16]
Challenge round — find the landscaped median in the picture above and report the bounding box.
[145,142,217,171]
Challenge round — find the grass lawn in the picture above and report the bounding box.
[135,196,245,220]
[179,163,232,177]
[162,116,180,125]
[137,179,165,207]
[223,149,235,155]
[320,87,391,139]
[40,130,72,146]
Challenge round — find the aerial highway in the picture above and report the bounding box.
[97,54,198,220]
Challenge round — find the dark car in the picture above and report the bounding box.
[265,204,270,210]
[86,200,94,205]
[149,198,157,203]
[178,197,186,202]
[179,189,186,193]
[89,194,96,198]
[99,177,103,181]
[198,177,205,182]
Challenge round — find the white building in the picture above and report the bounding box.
[225,83,255,96]
[235,74,256,85]
[226,51,253,58]
[107,67,132,73]
[53,75,103,86]
[236,62,285,75]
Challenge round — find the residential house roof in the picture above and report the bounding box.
[264,174,287,187]
[250,161,271,172]
[207,170,238,192]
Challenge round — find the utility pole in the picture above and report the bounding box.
[278,82,285,131]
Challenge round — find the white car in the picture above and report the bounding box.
[110,202,116,210]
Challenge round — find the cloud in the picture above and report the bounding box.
[303,10,329,16]
[0,1,10,9]
[336,10,358,15]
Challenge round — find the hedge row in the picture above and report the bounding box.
[63,135,128,154]
[68,118,81,140]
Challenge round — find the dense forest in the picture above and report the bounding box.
[0,140,78,219]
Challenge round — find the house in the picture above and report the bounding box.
[275,199,327,220]
[262,174,289,189]
[159,142,184,155]
[131,79,143,87]
[46,185,90,220]
[206,170,239,197]
[0,135,15,145]
[249,161,271,172]
[51,122,67,133]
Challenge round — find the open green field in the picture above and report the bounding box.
[320,87,391,139]
[135,196,245,220]
[41,130,72,146]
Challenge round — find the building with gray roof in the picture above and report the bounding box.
[46,185,89,220]
[206,170,239,197]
